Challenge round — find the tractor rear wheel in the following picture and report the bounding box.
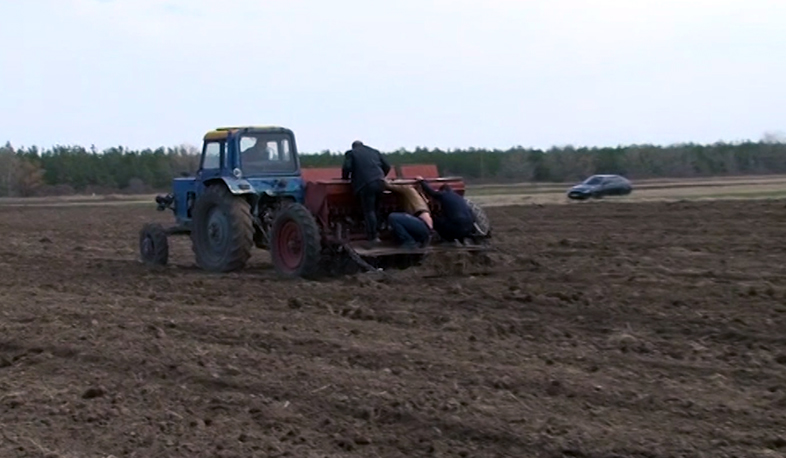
[270,203,322,279]
[139,223,169,266]
[190,185,254,272]
[467,199,491,237]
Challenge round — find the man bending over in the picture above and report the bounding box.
[385,181,433,250]
[417,178,474,243]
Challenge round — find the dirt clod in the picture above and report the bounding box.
[546,380,562,396]
[288,297,304,309]
[82,387,106,399]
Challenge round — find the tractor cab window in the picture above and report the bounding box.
[239,134,296,175]
[202,141,222,170]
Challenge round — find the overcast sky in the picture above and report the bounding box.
[1,0,784,154]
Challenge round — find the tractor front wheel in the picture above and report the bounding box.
[139,223,169,266]
[270,203,322,279]
[190,185,254,272]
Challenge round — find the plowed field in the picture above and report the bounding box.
[1,200,785,458]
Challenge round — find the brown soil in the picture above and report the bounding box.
[1,200,786,457]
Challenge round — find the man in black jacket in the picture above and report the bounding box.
[417,178,474,243]
[341,140,391,243]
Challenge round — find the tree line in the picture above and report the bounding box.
[1,138,785,197]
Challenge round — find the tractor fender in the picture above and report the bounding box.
[205,177,256,195]
[203,177,262,209]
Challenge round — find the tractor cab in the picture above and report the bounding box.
[203,126,300,179]
[160,126,306,227]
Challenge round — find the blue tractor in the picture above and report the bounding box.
[138,126,491,279]
[139,126,319,276]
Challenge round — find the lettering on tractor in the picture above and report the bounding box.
[138,126,492,278]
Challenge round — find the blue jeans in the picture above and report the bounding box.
[388,213,430,246]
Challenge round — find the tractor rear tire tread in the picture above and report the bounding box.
[190,185,254,272]
[270,203,322,279]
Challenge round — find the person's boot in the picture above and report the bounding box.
[401,241,418,250]
[419,234,432,249]
[363,237,381,249]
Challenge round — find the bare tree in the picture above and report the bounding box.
[762,131,786,144]
[0,145,18,197]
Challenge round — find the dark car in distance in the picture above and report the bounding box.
[567,174,633,200]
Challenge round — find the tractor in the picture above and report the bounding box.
[138,126,491,278]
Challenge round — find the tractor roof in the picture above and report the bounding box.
[203,126,293,141]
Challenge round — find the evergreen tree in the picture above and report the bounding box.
[1,137,784,195]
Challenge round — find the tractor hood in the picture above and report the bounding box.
[244,175,306,201]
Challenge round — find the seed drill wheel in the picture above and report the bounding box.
[190,185,254,272]
[270,203,322,279]
[466,199,491,237]
[139,223,169,266]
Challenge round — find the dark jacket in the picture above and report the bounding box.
[420,180,473,226]
[341,145,391,193]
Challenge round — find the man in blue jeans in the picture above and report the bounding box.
[388,213,431,249]
[384,181,433,250]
